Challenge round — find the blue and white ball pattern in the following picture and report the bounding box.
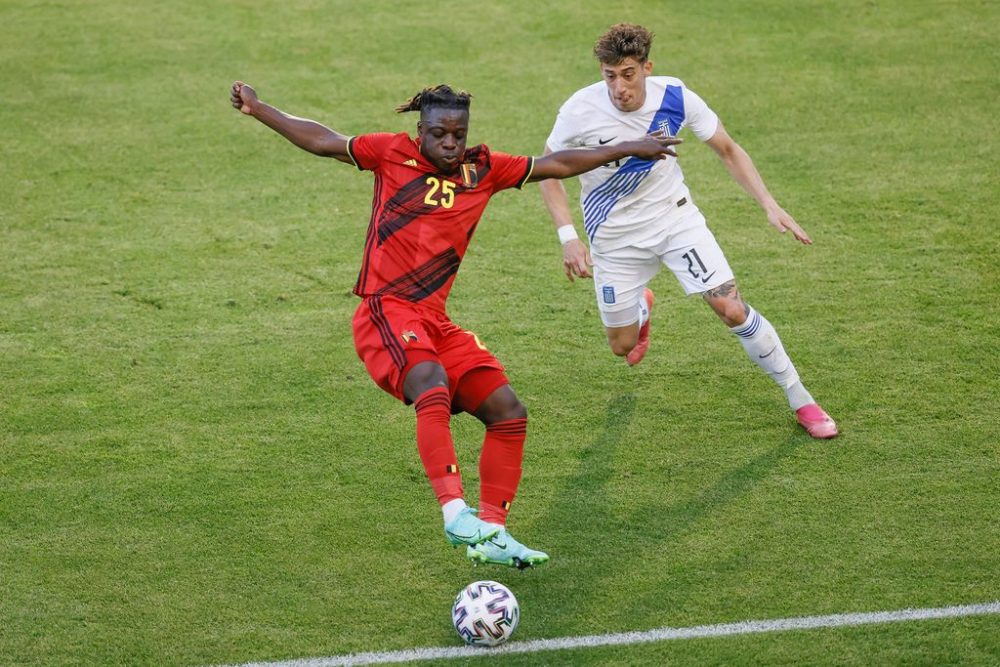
[451,580,520,646]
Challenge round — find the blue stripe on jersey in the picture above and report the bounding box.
[582,85,686,240]
[583,170,648,238]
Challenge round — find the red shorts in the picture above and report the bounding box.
[352,295,508,410]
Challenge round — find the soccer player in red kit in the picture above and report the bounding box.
[231,81,679,569]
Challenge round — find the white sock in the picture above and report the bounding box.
[442,498,468,524]
[637,290,650,328]
[730,306,812,409]
[785,381,814,410]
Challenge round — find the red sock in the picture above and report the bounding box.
[414,387,463,505]
[478,418,527,525]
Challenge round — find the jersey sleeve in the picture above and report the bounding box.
[544,101,586,152]
[682,87,720,142]
[346,132,397,171]
[488,151,534,192]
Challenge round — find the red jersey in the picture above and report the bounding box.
[346,132,534,314]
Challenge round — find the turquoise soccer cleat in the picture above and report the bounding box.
[466,528,549,570]
[444,508,502,547]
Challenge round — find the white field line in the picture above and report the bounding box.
[219,600,1000,667]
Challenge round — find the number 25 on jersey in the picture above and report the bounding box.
[424,176,455,209]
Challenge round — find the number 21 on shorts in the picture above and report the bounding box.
[682,247,716,283]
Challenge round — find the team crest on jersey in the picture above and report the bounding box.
[401,330,419,344]
[602,285,616,304]
[460,163,478,189]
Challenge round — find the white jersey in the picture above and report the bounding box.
[546,76,719,243]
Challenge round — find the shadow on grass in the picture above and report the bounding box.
[621,433,802,623]
[532,392,801,629]
[537,391,636,528]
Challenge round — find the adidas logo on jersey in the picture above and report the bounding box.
[403,159,418,167]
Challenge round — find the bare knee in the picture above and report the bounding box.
[715,300,749,328]
[609,340,633,357]
[474,386,527,424]
[403,361,448,402]
[606,325,639,357]
[497,395,528,422]
[702,280,749,328]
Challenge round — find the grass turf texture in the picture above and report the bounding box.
[2,0,998,664]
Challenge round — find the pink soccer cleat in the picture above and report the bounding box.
[796,403,839,439]
[626,288,655,367]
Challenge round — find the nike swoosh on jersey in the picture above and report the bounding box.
[598,137,616,145]
[700,271,717,283]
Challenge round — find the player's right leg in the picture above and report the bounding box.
[591,246,659,365]
[403,361,500,547]
[351,297,498,548]
[625,288,655,366]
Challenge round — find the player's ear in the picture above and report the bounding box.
[644,60,653,75]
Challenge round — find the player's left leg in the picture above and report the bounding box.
[701,280,837,439]
[453,372,548,569]
[662,215,836,438]
[458,375,526,527]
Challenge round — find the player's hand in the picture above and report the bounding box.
[562,238,592,281]
[766,206,812,245]
[624,130,683,160]
[231,81,257,115]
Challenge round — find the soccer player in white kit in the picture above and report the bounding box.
[539,23,838,439]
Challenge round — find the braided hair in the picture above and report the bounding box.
[395,84,472,116]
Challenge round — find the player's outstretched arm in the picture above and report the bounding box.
[527,132,681,182]
[705,121,812,245]
[231,81,353,164]
[538,146,591,281]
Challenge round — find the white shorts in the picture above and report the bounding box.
[591,209,734,328]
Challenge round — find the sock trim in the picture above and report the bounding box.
[732,308,762,338]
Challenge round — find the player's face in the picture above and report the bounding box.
[601,57,653,112]
[417,108,469,173]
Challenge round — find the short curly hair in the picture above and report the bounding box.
[593,23,654,65]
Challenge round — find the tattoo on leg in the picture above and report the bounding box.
[704,279,749,320]
[704,280,737,299]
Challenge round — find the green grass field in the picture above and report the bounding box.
[2,0,998,664]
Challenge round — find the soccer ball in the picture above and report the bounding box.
[451,580,520,646]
